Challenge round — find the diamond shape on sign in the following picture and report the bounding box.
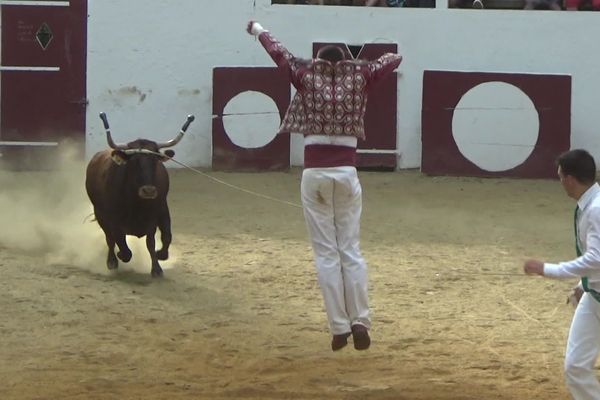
[36,23,53,50]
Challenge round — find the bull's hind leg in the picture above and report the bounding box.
[146,227,163,277]
[115,234,132,263]
[156,209,172,261]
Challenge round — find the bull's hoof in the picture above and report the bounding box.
[107,258,118,270]
[151,267,163,278]
[117,249,132,262]
[156,248,169,261]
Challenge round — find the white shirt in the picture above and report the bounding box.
[544,183,600,291]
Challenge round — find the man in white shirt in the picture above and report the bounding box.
[524,149,600,400]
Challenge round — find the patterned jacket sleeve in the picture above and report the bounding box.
[367,53,402,85]
[257,31,296,70]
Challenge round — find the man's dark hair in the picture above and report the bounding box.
[316,45,346,63]
[557,149,597,184]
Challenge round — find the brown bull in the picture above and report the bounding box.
[85,113,194,277]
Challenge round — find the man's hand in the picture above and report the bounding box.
[246,21,266,36]
[523,259,545,276]
[567,285,584,307]
[246,20,255,35]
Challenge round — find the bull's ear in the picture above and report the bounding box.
[161,149,175,162]
[111,150,128,165]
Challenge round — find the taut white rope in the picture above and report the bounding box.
[166,156,303,209]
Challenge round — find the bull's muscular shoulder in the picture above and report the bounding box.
[88,149,113,167]
[85,149,119,200]
[87,150,117,178]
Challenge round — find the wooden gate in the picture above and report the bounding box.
[1,0,87,168]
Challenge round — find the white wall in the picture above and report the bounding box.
[87,0,600,169]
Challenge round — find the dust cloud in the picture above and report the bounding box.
[0,145,103,269]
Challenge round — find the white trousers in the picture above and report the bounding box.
[300,166,370,335]
[565,293,600,399]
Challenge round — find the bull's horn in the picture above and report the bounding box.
[156,115,195,149]
[106,131,128,150]
[100,113,127,149]
[156,132,184,149]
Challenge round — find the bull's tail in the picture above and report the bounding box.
[83,212,96,223]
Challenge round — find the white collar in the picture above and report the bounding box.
[577,182,600,211]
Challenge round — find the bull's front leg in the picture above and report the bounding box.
[115,234,132,263]
[96,211,118,270]
[104,234,118,270]
[146,226,163,277]
[156,208,172,261]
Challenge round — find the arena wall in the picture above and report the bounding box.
[86,0,600,170]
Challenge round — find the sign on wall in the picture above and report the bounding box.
[421,70,571,179]
[212,67,291,171]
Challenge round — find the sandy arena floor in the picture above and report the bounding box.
[0,162,581,399]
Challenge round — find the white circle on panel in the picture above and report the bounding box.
[452,81,539,172]
[223,90,280,149]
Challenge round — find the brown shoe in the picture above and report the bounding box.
[331,332,351,351]
[351,324,371,350]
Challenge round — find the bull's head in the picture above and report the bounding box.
[100,113,194,200]
[109,140,173,199]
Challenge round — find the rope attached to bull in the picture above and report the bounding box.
[165,155,303,209]
[97,112,303,211]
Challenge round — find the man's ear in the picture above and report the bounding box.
[160,149,175,162]
[111,150,128,165]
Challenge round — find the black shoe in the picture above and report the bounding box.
[331,332,351,351]
[351,324,371,350]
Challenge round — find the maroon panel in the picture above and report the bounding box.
[357,153,396,170]
[422,71,571,179]
[212,67,290,171]
[356,44,398,153]
[313,42,398,170]
[1,0,87,143]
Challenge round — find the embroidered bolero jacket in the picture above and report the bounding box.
[257,32,402,140]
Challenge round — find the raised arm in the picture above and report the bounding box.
[246,21,295,70]
[368,53,403,85]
